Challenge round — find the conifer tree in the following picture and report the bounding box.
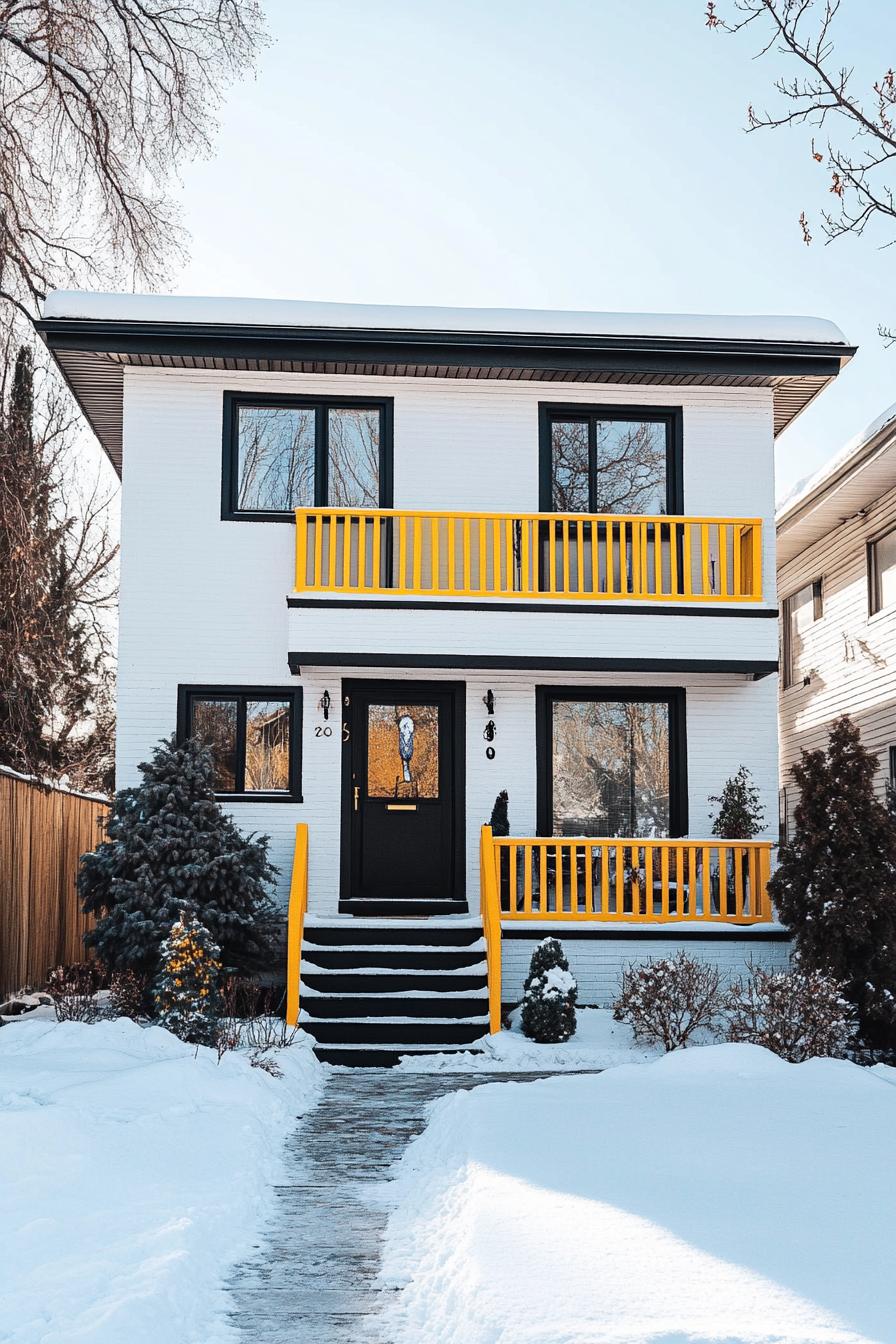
[520,937,578,1043]
[770,716,896,1050]
[709,766,765,838]
[79,734,277,979]
[488,790,510,836]
[153,915,221,1045]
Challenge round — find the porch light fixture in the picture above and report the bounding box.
[483,689,495,714]
[318,690,331,720]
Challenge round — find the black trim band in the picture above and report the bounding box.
[287,596,780,619]
[501,925,791,942]
[288,652,778,678]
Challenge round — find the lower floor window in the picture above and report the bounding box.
[177,686,302,800]
[538,689,685,837]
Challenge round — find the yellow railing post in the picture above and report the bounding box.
[480,824,503,1034]
[285,822,309,1027]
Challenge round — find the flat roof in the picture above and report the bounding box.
[38,290,855,472]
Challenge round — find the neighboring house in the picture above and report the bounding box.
[40,294,852,1063]
[777,405,896,839]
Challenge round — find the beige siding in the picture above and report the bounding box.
[778,480,896,814]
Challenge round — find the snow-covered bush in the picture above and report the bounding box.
[613,951,724,1051]
[153,915,221,1046]
[520,938,577,1043]
[726,961,857,1062]
[47,962,103,1023]
[79,734,277,981]
[108,968,147,1019]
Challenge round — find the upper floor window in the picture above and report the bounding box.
[869,525,896,615]
[177,685,302,800]
[782,579,823,689]
[539,404,682,515]
[222,393,393,521]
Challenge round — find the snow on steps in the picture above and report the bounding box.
[299,917,490,1067]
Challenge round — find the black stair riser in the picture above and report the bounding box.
[313,1046,480,1068]
[338,900,469,917]
[304,996,488,1019]
[303,949,484,971]
[302,1020,487,1045]
[301,972,488,995]
[304,923,482,947]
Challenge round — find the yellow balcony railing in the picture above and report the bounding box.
[481,830,773,924]
[295,508,763,602]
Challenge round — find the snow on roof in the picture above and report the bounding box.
[777,401,896,522]
[42,290,850,346]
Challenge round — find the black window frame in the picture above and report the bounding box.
[537,403,684,515]
[535,686,688,838]
[221,391,394,522]
[782,578,823,690]
[177,684,303,801]
[868,525,896,616]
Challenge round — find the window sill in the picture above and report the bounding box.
[214,792,303,804]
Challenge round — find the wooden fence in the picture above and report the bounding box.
[0,767,107,997]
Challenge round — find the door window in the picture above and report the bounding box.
[367,703,439,799]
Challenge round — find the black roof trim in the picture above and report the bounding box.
[287,651,778,679]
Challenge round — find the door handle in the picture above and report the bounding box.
[353,786,360,811]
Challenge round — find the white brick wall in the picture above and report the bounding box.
[501,933,791,1006]
[116,366,780,917]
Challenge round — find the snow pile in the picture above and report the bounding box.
[396,1007,663,1072]
[0,1018,325,1344]
[377,1044,896,1344]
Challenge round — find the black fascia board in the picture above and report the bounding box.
[37,318,853,380]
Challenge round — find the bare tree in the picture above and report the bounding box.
[0,0,266,324]
[706,0,896,328]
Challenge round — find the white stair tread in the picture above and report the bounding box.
[298,967,486,978]
[300,1011,489,1025]
[302,939,486,953]
[301,985,488,999]
[317,1040,487,1054]
[305,916,481,930]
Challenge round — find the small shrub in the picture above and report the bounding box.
[215,978,297,1059]
[108,968,147,1019]
[520,938,577,1043]
[726,961,857,1062]
[613,951,724,1051]
[153,915,221,1046]
[488,790,510,836]
[709,765,766,838]
[46,963,103,1023]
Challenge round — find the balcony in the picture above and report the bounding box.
[294,508,763,603]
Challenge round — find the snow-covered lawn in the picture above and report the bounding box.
[397,1007,665,1072]
[0,1018,325,1344]
[376,1044,896,1344]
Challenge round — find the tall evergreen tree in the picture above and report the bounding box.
[79,735,277,979]
[770,716,896,1050]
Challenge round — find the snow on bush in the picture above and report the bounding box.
[613,950,723,1051]
[520,938,577,1043]
[726,960,857,1062]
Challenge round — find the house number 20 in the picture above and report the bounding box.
[314,725,333,738]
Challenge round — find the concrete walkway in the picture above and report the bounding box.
[229,1067,565,1343]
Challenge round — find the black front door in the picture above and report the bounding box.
[343,681,463,903]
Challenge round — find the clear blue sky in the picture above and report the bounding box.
[170,0,895,501]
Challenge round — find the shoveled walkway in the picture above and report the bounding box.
[228,1066,571,1343]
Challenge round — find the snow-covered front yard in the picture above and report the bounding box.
[0,1018,324,1344]
[375,1044,896,1344]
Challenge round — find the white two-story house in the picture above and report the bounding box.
[41,294,853,1063]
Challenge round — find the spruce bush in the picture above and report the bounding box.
[520,938,578,1043]
[770,716,896,1050]
[79,734,277,981]
[153,915,221,1046]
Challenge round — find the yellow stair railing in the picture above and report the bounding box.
[489,836,773,924]
[480,825,503,1035]
[285,822,309,1027]
[295,507,763,603]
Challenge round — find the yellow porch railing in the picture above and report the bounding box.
[482,830,773,924]
[480,825,503,1035]
[285,822,309,1027]
[295,507,763,602]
